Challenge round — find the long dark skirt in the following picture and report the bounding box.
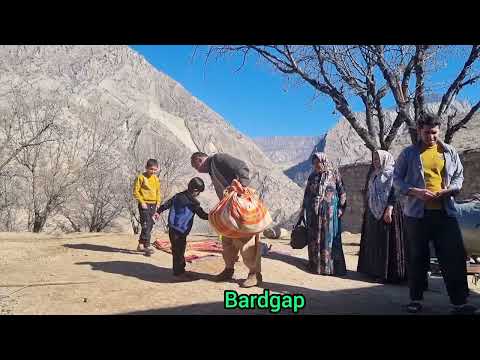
[357,202,406,283]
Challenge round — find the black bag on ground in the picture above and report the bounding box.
[290,215,308,249]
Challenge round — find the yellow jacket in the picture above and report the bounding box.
[133,173,161,206]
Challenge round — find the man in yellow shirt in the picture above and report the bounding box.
[394,113,476,315]
[133,159,161,256]
[420,142,445,210]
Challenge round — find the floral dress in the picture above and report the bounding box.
[303,169,347,276]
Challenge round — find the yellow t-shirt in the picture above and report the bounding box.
[420,144,445,210]
[133,174,161,206]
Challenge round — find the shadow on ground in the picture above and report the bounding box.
[64,243,140,255]
[100,258,480,315]
[76,260,223,284]
[54,234,116,240]
[120,276,480,315]
[265,250,448,290]
[122,301,242,315]
[71,247,480,315]
[265,251,308,272]
[265,251,399,285]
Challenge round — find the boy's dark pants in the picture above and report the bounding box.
[169,228,187,275]
[405,210,469,306]
[138,204,156,247]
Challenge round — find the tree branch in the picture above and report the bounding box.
[384,112,406,149]
[0,122,53,173]
[444,99,480,143]
[413,45,428,124]
[438,45,480,117]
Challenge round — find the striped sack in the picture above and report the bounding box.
[209,179,273,239]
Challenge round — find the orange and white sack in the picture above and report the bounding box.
[209,179,273,239]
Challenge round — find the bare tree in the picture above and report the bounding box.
[63,160,125,232]
[14,99,124,233]
[203,45,480,230]
[436,45,480,143]
[205,45,480,149]
[16,133,82,232]
[0,169,22,231]
[56,104,126,233]
[0,86,58,175]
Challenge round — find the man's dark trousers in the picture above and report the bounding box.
[405,209,469,306]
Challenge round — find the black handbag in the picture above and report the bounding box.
[290,215,308,249]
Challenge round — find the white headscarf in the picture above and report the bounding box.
[368,150,395,220]
[312,152,336,174]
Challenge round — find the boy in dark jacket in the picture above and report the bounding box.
[153,177,209,280]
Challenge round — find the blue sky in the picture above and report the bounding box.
[129,45,478,138]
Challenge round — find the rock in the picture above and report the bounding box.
[263,226,291,239]
[83,298,88,303]
[263,228,278,239]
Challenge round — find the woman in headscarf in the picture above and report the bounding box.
[301,152,347,276]
[357,150,406,283]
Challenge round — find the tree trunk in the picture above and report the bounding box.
[32,212,47,233]
[88,221,103,233]
[408,127,418,145]
[63,214,81,232]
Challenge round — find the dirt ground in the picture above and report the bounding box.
[1,231,479,315]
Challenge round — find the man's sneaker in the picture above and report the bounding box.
[451,304,478,315]
[241,273,263,288]
[214,268,234,282]
[144,247,154,257]
[136,243,144,252]
[406,302,423,314]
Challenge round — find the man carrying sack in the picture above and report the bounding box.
[191,152,263,288]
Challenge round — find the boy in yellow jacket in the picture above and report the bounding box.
[133,159,161,256]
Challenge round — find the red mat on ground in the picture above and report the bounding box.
[153,239,223,262]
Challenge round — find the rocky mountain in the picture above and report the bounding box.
[0,45,304,233]
[285,101,480,187]
[253,136,323,170]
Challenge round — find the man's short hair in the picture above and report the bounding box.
[418,113,442,129]
[188,177,205,193]
[191,152,208,162]
[146,158,159,168]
